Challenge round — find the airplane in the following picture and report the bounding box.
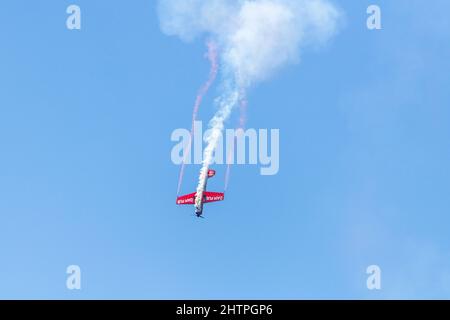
[176,169,225,218]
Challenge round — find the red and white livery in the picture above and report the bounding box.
[176,169,224,218]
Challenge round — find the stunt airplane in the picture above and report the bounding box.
[176,169,225,218]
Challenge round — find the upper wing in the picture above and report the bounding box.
[176,192,196,205]
[203,192,225,203]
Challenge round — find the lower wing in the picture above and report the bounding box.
[176,192,224,205]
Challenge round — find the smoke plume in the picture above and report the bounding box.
[158,0,342,207]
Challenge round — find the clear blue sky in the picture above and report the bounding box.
[0,0,449,299]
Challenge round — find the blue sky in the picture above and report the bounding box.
[0,0,449,299]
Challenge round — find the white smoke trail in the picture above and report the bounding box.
[195,88,240,207]
[158,0,342,205]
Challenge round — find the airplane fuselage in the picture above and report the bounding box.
[195,198,204,217]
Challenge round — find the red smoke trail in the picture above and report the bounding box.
[177,41,219,195]
[224,92,247,191]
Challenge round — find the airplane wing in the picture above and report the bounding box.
[176,192,196,205]
[203,192,225,203]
